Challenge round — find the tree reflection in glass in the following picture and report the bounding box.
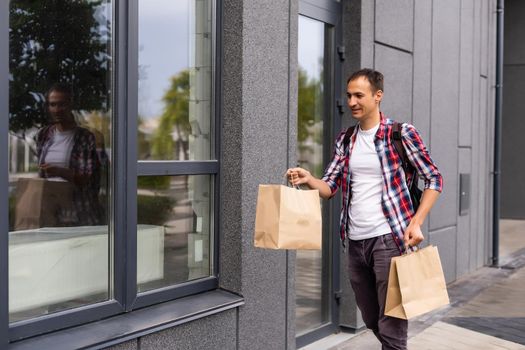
[8,0,112,322]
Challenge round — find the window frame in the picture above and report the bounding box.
[1,0,9,347]
[0,0,222,342]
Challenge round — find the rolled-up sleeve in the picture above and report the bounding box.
[401,123,443,192]
[321,131,346,196]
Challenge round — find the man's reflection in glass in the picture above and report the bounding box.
[35,83,104,226]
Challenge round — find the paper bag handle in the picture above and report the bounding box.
[404,243,421,255]
[284,172,300,190]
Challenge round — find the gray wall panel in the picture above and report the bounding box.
[343,1,364,81]
[429,0,460,230]
[469,0,483,272]
[501,0,525,219]
[457,148,472,277]
[412,0,432,141]
[459,0,474,147]
[139,310,236,350]
[220,0,245,294]
[375,0,414,52]
[238,1,291,349]
[478,76,490,267]
[361,0,375,68]
[287,1,298,347]
[469,107,481,271]
[485,0,497,265]
[343,0,366,126]
[480,0,489,77]
[220,1,292,349]
[375,44,413,122]
[504,0,525,64]
[501,63,525,219]
[429,227,457,283]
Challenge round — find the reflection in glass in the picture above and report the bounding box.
[137,175,212,292]
[138,0,213,161]
[8,0,112,322]
[296,16,329,334]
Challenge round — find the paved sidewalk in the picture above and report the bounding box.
[302,244,525,350]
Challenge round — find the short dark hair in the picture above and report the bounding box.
[347,68,384,93]
[45,83,73,102]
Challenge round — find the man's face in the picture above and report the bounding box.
[346,76,383,122]
[47,91,73,124]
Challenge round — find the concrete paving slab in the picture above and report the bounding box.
[500,220,525,257]
[448,267,525,318]
[298,332,359,350]
[327,330,379,350]
[408,322,525,350]
[446,317,525,345]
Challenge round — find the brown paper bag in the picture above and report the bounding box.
[385,245,450,319]
[254,184,322,250]
[14,178,74,230]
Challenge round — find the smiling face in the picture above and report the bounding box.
[346,76,383,125]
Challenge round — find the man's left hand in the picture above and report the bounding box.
[403,220,424,248]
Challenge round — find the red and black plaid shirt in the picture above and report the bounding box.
[36,124,104,226]
[321,114,443,250]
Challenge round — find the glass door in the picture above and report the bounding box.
[296,15,329,335]
[296,4,341,345]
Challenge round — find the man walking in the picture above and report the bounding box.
[287,69,443,350]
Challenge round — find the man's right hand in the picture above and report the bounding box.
[286,167,312,187]
[285,167,332,199]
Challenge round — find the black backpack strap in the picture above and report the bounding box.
[343,125,356,150]
[392,121,410,172]
[392,122,423,211]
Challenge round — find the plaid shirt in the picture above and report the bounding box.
[36,124,104,226]
[321,114,443,251]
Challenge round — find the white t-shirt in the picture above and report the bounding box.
[44,129,75,181]
[348,123,391,240]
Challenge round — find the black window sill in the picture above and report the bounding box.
[8,289,244,350]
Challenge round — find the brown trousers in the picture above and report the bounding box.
[347,234,408,350]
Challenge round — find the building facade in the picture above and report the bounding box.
[0,0,498,349]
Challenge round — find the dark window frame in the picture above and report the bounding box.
[295,0,343,348]
[0,0,222,343]
[1,0,9,348]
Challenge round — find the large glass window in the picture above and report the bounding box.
[137,175,212,292]
[137,0,215,292]
[138,0,213,161]
[3,0,217,340]
[8,0,112,323]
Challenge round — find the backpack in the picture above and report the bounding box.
[342,121,422,212]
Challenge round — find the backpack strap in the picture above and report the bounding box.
[342,125,356,150]
[392,121,410,172]
[392,122,423,212]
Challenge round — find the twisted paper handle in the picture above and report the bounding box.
[404,243,421,255]
[285,171,300,190]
